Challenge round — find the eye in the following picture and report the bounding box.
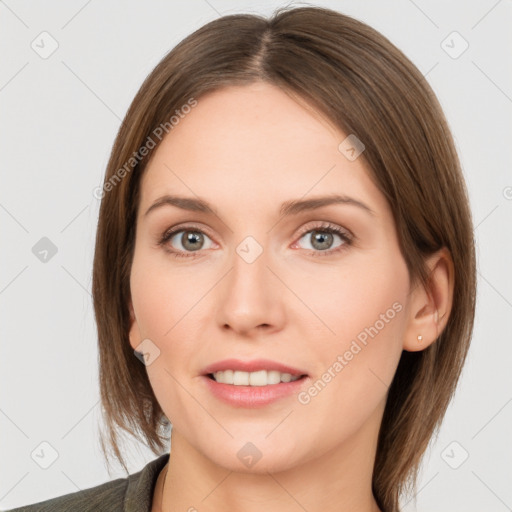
[293,222,352,256]
[158,225,215,258]
[158,222,353,259]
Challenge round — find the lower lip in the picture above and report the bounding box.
[201,375,309,407]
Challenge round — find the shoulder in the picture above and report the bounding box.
[5,477,128,512]
[4,453,169,512]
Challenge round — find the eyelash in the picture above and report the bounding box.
[157,222,353,259]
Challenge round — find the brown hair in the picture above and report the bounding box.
[92,6,476,511]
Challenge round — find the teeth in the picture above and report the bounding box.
[212,370,302,386]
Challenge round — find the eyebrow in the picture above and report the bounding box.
[144,193,375,218]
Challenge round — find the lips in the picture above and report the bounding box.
[200,360,310,407]
[201,358,308,377]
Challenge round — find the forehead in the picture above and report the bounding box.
[139,82,385,217]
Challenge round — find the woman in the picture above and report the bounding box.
[9,5,476,512]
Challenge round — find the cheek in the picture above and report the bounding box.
[290,265,408,449]
[130,257,198,423]
[295,252,409,425]
[129,248,210,389]
[130,247,200,338]
[296,251,409,349]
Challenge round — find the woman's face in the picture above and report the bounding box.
[129,82,411,473]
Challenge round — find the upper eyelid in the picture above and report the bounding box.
[296,221,352,238]
[162,222,216,241]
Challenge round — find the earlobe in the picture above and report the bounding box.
[403,248,454,352]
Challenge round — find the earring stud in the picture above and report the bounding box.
[417,335,423,343]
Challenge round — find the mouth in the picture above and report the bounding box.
[201,365,310,407]
[201,358,308,387]
[206,369,308,386]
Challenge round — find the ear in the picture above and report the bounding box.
[128,299,142,351]
[403,247,454,352]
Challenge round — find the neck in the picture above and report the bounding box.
[160,402,384,512]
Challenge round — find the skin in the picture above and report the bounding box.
[128,82,453,512]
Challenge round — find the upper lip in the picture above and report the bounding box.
[201,358,308,377]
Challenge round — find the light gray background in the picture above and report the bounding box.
[1,0,511,510]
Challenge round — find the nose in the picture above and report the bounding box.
[215,241,285,337]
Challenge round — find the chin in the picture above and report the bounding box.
[202,438,306,475]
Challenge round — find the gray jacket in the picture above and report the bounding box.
[4,454,169,512]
